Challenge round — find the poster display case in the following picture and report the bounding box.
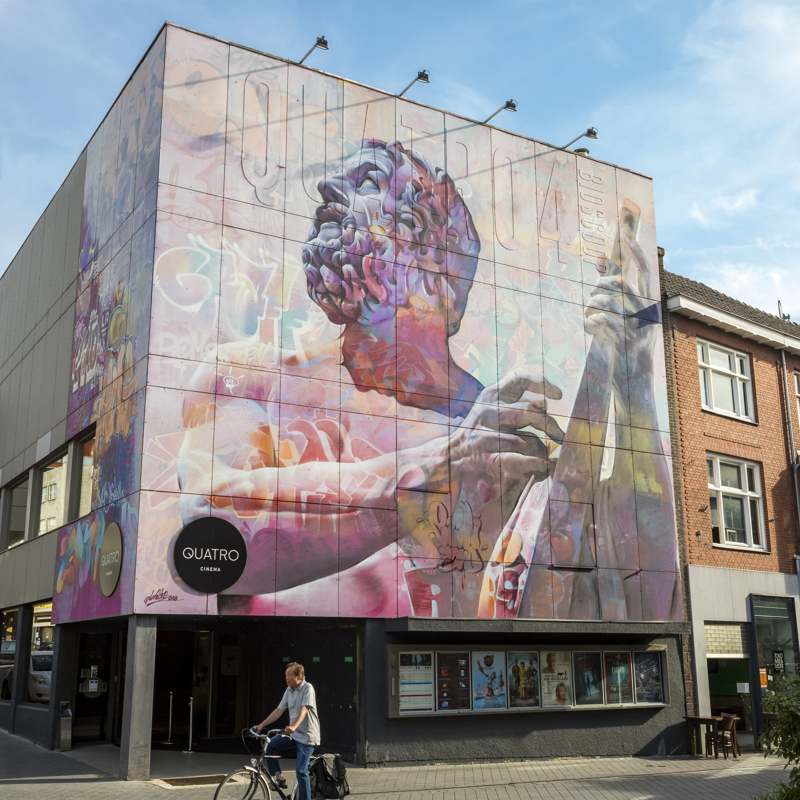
[387,645,667,718]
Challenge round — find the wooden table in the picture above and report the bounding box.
[685,715,723,757]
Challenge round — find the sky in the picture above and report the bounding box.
[1,0,799,317]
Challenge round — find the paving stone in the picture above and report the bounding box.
[0,727,790,799]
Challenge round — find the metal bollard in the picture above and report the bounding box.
[182,696,195,753]
[161,691,175,745]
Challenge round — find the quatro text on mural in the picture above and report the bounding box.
[578,169,609,273]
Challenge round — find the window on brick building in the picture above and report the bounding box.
[707,454,765,549]
[795,373,800,424]
[697,340,753,420]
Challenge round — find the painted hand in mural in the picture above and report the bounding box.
[448,368,564,497]
[583,227,679,619]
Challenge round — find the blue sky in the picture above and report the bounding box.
[1,0,799,316]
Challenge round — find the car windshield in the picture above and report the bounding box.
[31,655,52,671]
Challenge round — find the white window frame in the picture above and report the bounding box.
[697,339,753,421]
[795,372,800,426]
[707,453,766,550]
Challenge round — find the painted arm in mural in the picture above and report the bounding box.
[178,362,559,591]
[585,226,678,619]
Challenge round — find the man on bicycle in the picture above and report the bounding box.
[255,663,319,800]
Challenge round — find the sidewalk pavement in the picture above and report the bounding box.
[0,727,790,799]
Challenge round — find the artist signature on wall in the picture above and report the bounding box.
[143,588,181,606]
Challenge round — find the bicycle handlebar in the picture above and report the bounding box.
[248,727,285,740]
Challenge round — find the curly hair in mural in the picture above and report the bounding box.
[302,140,479,332]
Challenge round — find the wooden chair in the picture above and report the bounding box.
[709,714,739,759]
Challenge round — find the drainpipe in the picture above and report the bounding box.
[780,350,800,552]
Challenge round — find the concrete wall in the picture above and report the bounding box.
[0,155,85,486]
[687,563,800,715]
[0,530,58,609]
[363,619,690,763]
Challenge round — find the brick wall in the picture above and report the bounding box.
[704,623,748,655]
[669,311,800,574]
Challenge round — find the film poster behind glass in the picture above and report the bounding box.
[604,652,633,704]
[472,652,507,710]
[437,652,471,711]
[507,651,540,708]
[399,652,434,714]
[633,652,664,703]
[573,651,603,705]
[541,651,571,707]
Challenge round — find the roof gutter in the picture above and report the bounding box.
[667,295,800,355]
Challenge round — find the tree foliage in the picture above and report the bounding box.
[760,675,800,795]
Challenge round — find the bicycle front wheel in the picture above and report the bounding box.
[215,769,271,800]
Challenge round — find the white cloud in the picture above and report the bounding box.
[594,0,800,318]
[690,203,709,226]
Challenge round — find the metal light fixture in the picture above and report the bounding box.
[298,35,329,65]
[398,70,429,97]
[484,99,517,125]
[563,127,598,150]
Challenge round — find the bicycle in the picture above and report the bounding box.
[215,728,323,800]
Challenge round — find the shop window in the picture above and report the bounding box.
[707,454,765,549]
[697,340,753,420]
[1,609,17,700]
[8,478,29,547]
[27,603,53,705]
[78,437,95,518]
[38,453,68,535]
[751,595,800,713]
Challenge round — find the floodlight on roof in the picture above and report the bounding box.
[298,36,329,65]
[483,100,517,125]
[563,127,598,150]
[398,70,430,97]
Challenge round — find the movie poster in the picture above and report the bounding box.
[634,651,664,703]
[507,651,540,708]
[398,652,434,714]
[604,651,634,704]
[472,652,507,710]
[437,652,471,711]
[541,651,571,707]
[573,651,604,705]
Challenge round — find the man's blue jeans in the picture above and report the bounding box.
[265,735,314,800]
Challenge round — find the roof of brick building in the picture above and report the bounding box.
[661,268,800,340]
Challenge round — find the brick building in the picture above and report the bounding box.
[662,266,800,744]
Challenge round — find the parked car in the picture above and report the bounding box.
[0,648,51,703]
[0,641,15,698]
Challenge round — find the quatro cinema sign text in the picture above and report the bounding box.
[98,522,123,598]
[173,517,248,594]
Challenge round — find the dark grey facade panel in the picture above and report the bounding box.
[9,360,22,466]
[52,307,76,432]
[40,327,60,440]
[0,147,84,483]
[14,353,33,467]
[63,155,86,296]
[39,203,57,324]
[30,338,46,445]
[25,220,43,345]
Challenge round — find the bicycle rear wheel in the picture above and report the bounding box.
[215,769,271,800]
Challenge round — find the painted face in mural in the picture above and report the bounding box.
[302,140,484,414]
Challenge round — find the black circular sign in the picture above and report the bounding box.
[173,517,248,594]
[99,522,123,598]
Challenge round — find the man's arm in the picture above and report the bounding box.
[255,706,285,732]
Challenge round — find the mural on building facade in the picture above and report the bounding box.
[53,31,165,623]
[135,27,680,621]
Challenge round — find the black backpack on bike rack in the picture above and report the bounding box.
[309,753,350,799]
